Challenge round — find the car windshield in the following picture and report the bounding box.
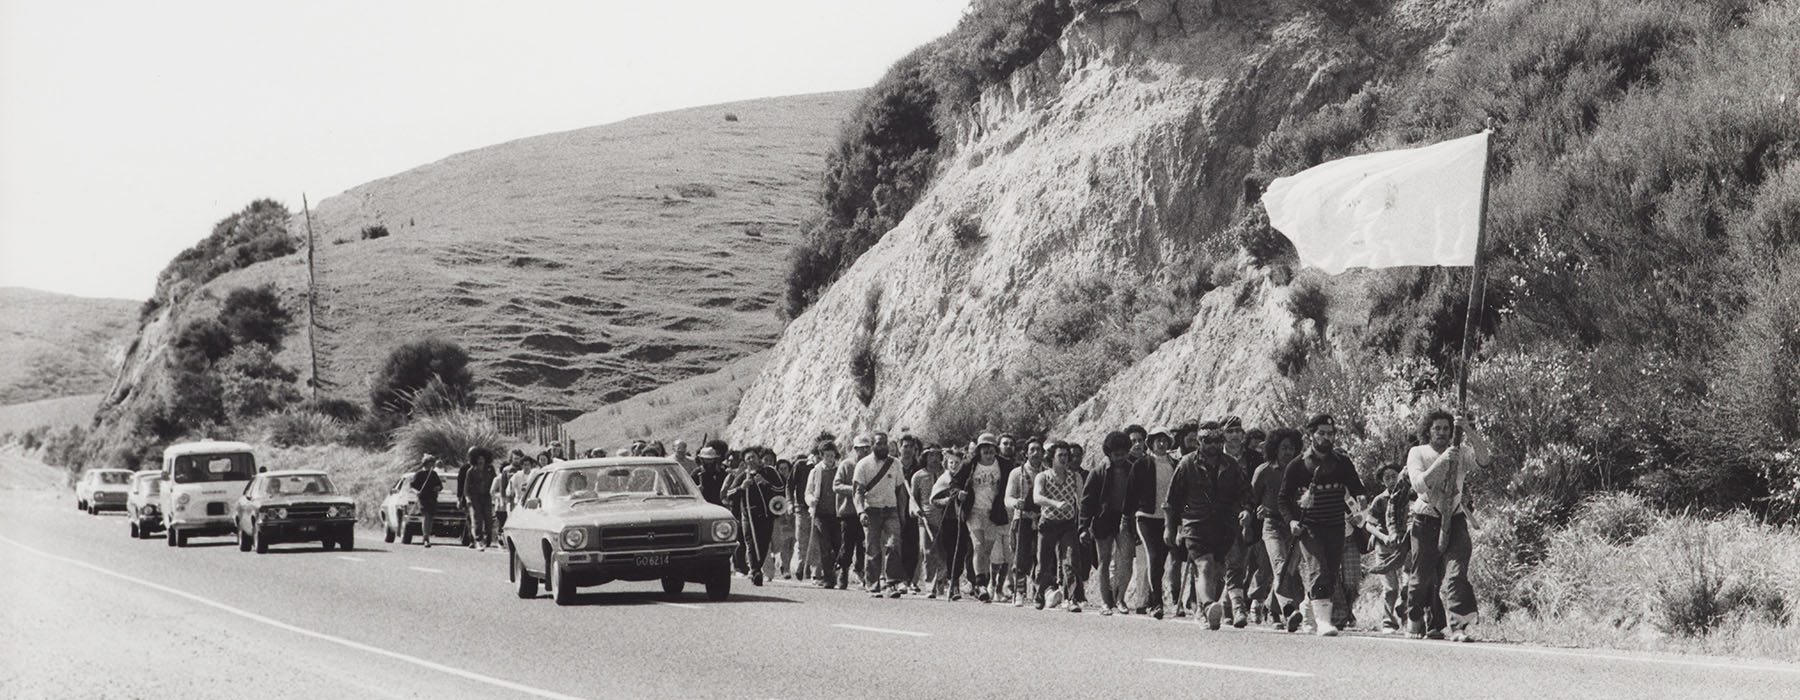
[543,464,694,505]
[172,452,256,483]
[259,474,334,497]
[97,471,133,485]
[136,477,162,495]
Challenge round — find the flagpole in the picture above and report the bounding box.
[1453,127,1494,443]
[1445,127,1494,553]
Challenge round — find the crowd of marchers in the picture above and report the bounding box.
[620,411,1489,641]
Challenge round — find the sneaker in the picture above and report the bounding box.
[1034,598,1045,610]
[1450,622,1474,643]
[871,589,886,598]
[1205,602,1224,631]
[1046,587,1064,609]
[1152,606,1165,620]
[1426,629,1446,640]
[1233,607,1249,629]
[1102,606,1116,616]
[422,541,432,548]
[1068,602,1082,613]
[949,590,962,602]
[979,588,993,604]
[1286,610,1304,633]
[888,586,903,599]
[813,579,835,589]
[1174,606,1188,618]
[1407,620,1426,639]
[1015,596,1027,608]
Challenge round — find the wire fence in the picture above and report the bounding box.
[478,401,569,450]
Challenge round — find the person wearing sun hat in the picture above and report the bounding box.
[1128,425,1183,618]
[937,432,1013,602]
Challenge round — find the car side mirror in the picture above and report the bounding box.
[522,498,540,509]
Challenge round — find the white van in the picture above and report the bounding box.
[161,440,258,547]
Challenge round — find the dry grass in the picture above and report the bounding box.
[0,394,101,438]
[563,350,764,451]
[0,288,137,405]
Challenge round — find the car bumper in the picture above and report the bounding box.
[555,543,736,584]
[258,519,356,543]
[91,494,129,509]
[168,519,235,537]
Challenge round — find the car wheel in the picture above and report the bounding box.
[704,564,731,602]
[166,526,177,547]
[76,499,84,511]
[130,521,139,538]
[237,525,252,552]
[460,529,473,548]
[401,521,415,545]
[382,515,396,544]
[512,548,538,599]
[340,529,355,552]
[87,501,96,515]
[661,577,686,595]
[322,537,336,551]
[176,530,188,547]
[551,562,576,606]
[253,523,268,554]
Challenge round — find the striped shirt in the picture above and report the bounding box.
[1033,469,1082,522]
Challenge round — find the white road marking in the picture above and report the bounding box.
[408,566,444,574]
[655,601,703,610]
[832,623,930,637]
[1146,658,1314,677]
[0,536,591,700]
[1350,635,1800,675]
[337,556,365,562]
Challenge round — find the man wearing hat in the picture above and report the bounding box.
[1129,426,1183,618]
[692,441,730,507]
[938,432,1014,602]
[1165,421,1254,630]
[833,434,874,589]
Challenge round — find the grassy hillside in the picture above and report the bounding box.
[298,92,858,417]
[0,288,137,404]
[563,350,764,451]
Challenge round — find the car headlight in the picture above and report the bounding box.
[141,505,158,515]
[561,527,588,550]
[712,520,737,542]
[273,507,288,520]
[177,493,191,506]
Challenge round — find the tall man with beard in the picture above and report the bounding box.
[853,432,908,598]
[1406,410,1489,641]
[1281,414,1369,636]
[834,435,874,588]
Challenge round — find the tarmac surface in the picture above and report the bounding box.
[3,487,1798,700]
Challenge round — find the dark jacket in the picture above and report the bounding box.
[1126,452,1176,518]
[945,455,1015,526]
[458,463,496,504]
[723,465,784,519]
[691,464,729,506]
[1279,448,1367,527]
[1079,455,1135,538]
[786,461,813,515]
[409,468,443,504]
[1165,450,1250,524]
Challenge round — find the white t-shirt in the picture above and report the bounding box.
[969,461,1003,523]
[1138,452,1177,518]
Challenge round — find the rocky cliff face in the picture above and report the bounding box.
[729,1,1474,452]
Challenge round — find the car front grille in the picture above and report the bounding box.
[600,524,698,550]
[284,504,332,519]
[96,492,127,503]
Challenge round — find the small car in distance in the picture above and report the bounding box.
[233,470,357,553]
[127,471,165,539]
[379,470,469,545]
[75,468,133,514]
[161,440,258,547]
[505,457,738,605]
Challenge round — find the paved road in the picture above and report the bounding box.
[3,488,1798,700]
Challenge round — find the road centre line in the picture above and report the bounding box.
[337,556,365,562]
[1349,635,1800,675]
[1146,658,1314,677]
[832,623,931,637]
[0,536,591,700]
[656,601,703,610]
[408,566,444,574]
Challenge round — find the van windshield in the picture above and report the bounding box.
[97,471,133,485]
[172,453,256,483]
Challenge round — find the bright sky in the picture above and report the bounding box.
[0,0,966,301]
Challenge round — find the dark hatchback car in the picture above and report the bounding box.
[233,470,357,553]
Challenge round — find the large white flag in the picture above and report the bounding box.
[1260,131,1489,274]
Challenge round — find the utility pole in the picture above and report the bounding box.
[303,194,320,402]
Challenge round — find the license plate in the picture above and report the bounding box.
[632,553,669,567]
[297,525,316,533]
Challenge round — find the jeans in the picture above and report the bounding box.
[813,514,841,584]
[466,496,494,546]
[1135,516,1182,611]
[1262,520,1303,612]
[919,512,945,587]
[1408,512,1477,630]
[1094,527,1136,609]
[1181,524,1247,605]
[793,510,815,577]
[1012,517,1039,593]
[901,510,920,585]
[1298,521,1347,602]
[1035,519,1078,593]
[734,512,773,575]
[769,514,796,575]
[862,507,905,587]
[838,516,865,584]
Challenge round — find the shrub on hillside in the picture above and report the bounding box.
[359,225,389,240]
[261,409,345,448]
[343,411,404,451]
[216,345,302,423]
[305,397,366,424]
[370,338,476,416]
[219,284,292,350]
[1570,491,1656,546]
[849,334,878,407]
[391,410,506,470]
[1284,277,1330,332]
[152,199,296,309]
[171,317,235,370]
